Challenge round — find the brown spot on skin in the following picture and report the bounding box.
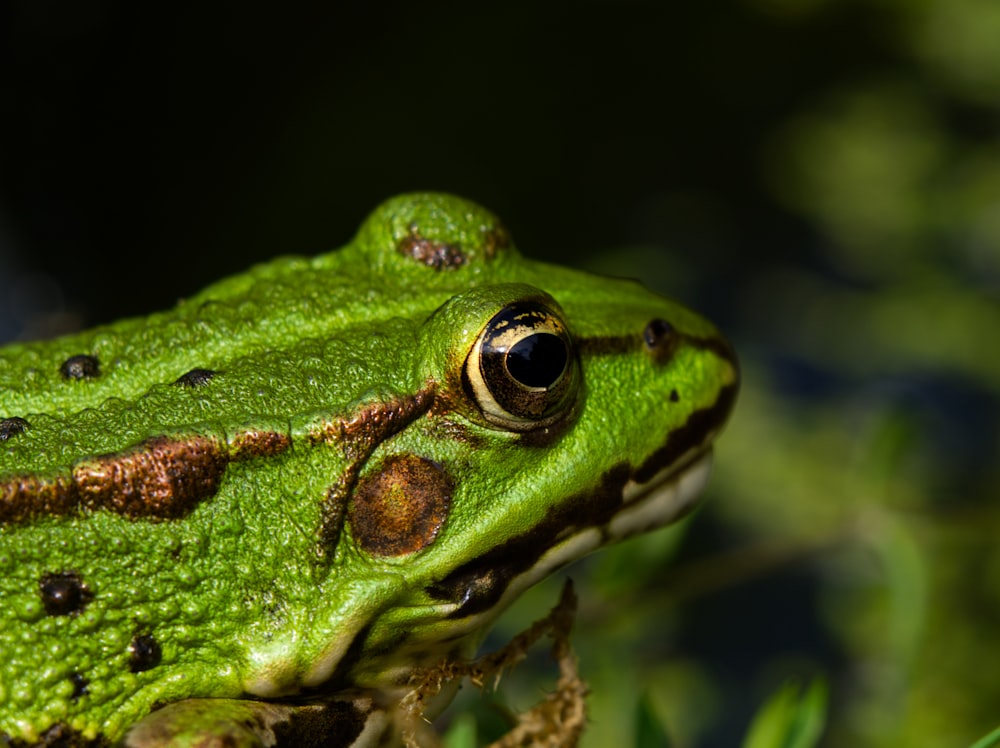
[397,229,467,269]
[230,429,292,460]
[39,571,93,616]
[60,354,101,380]
[173,368,217,387]
[0,416,30,441]
[129,632,162,672]
[73,435,228,519]
[349,454,452,557]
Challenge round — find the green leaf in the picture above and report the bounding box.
[741,679,827,748]
[635,692,673,748]
[442,712,478,748]
[968,725,1000,748]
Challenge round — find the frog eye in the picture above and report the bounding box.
[464,300,578,430]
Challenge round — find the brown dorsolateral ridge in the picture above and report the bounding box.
[0,428,289,526]
[0,388,436,529]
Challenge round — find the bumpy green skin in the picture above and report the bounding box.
[0,194,737,746]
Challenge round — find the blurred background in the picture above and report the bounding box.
[2,1,998,746]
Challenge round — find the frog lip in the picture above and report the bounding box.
[610,447,714,542]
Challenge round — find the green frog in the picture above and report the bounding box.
[0,193,738,747]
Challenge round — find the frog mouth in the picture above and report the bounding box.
[516,444,716,586]
[426,447,715,623]
[610,447,714,542]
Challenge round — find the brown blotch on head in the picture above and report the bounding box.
[397,228,467,269]
[60,354,101,380]
[0,416,30,441]
[39,571,93,616]
[481,223,510,259]
[72,435,228,519]
[349,454,452,557]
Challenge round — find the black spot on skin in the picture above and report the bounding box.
[173,368,217,387]
[39,571,93,616]
[69,672,89,700]
[0,416,29,441]
[669,389,680,403]
[60,354,101,380]
[129,633,162,673]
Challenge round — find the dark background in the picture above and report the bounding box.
[1,1,871,336]
[3,2,998,746]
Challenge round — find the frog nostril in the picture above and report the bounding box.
[642,317,680,361]
[643,319,675,351]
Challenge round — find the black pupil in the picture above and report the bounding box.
[506,333,568,388]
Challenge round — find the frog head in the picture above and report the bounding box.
[293,193,739,690]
